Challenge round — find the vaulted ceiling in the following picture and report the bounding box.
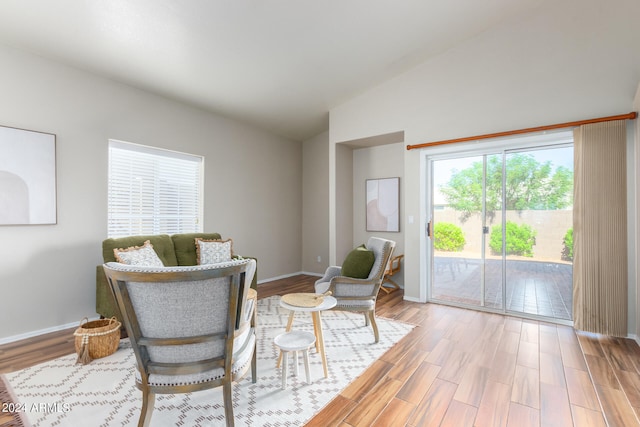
[0,1,636,141]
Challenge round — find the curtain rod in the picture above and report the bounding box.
[406,111,638,151]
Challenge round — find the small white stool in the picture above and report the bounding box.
[273,330,316,389]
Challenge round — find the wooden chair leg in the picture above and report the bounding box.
[251,344,257,383]
[223,381,235,426]
[249,290,258,383]
[380,278,400,293]
[369,311,380,343]
[139,389,155,427]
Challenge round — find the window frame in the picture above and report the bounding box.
[107,140,204,238]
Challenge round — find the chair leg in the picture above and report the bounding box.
[138,389,155,427]
[251,345,257,383]
[277,311,296,368]
[369,311,380,343]
[252,307,257,383]
[364,313,370,326]
[281,351,289,390]
[303,348,311,384]
[223,381,235,427]
[380,278,400,293]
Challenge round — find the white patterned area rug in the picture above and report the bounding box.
[3,296,414,426]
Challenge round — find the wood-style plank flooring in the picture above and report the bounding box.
[1,274,639,426]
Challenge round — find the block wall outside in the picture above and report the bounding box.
[434,209,573,263]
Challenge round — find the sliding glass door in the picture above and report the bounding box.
[431,154,503,310]
[428,139,573,322]
[503,146,573,320]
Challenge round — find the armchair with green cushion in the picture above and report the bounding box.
[96,233,257,321]
[314,237,396,343]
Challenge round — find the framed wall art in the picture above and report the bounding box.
[0,125,57,225]
[366,177,399,232]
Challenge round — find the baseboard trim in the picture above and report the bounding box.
[301,271,323,277]
[0,318,99,345]
[2,271,326,345]
[257,271,322,284]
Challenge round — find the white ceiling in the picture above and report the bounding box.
[0,0,581,141]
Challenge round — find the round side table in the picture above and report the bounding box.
[278,294,337,378]
[274,330,316,389]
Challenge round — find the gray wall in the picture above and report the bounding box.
[335,144,354,264]
[353,143,405,287]
[635,84,640,342]
[329,0,640,324]
[302,131,329,274]
[0,44,302,341]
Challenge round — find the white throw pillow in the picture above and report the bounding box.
[195,238,233,264]
[113,240,164,267]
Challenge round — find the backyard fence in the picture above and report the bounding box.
[434,209,573,263]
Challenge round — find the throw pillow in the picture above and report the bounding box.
[341,244,375,279]
[113,240,164,267]
[195,238,234,264]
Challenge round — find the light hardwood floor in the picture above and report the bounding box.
[1,274,639,427]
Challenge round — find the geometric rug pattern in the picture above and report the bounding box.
[3,296,414,426]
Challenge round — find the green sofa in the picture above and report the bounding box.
[96,232,257,320]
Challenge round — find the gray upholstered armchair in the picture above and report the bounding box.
[314,237,395,343]
[103,258,257,427]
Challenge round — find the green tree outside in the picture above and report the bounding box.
[439,154,573,221]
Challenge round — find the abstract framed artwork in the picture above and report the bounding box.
[0,125,57,225]
[366,177,399,232]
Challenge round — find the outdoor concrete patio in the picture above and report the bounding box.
[432,257,573,321]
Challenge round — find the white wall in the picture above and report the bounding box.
[635,83,640,342]
[329,0,640,317]
[302,131,329,274]
[0,44,302,341]
[335,144,354,264]
[353,143,405,287]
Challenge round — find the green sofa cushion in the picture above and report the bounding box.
[172,233,222,265]
[102,234,178,266]
[341,244,375,279]
[97,232,257,322]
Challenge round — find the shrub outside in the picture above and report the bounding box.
[434,222,466,252]
[489,221,537,257]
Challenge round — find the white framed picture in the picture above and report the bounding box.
[366,177,399,232]
[0,125,57,225]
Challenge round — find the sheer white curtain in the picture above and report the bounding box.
[573,120,628,336]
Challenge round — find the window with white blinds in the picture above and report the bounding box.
[107,140,203,238]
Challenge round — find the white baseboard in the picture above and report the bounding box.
[301,271,323,277]
[1,272,324,345]
[0,318,99,346]
[257,271,322,284]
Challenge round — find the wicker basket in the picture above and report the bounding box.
[73,317,121,364]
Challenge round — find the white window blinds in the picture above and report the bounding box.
[108,140,203,238]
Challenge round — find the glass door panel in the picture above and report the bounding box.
[482,154,503,310]
[431,155,503,310]
[503,146,573,320]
